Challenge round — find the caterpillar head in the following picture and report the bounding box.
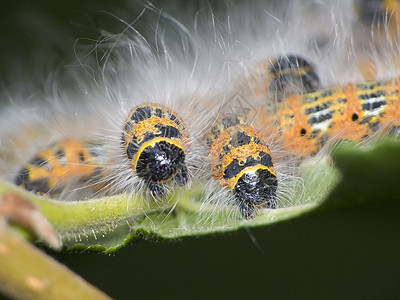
[233,168,277,219]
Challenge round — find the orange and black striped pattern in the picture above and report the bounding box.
[14,139,101,196]
[207,116,277,219]
[257,76,400,156]
[121,103,189,197]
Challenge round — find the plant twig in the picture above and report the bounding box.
[0,225,112,300]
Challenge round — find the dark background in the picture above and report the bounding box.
[0,0,139,102]
[55,202,400,299]
[1,1,400,299]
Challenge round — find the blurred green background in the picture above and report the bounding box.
[1,0,400,299]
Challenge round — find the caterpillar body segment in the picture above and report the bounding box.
[14,139,102,197]
[207,116,277,219]
[206,115,247,148]
[121,103,189,197]
[267,77,400,156]
[246,54,321,103]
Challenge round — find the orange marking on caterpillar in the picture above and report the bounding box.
[14,139,101,196]
[208,117,277,219]
[122,103,189,197]
[260,77,400,157]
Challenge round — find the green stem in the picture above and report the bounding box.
[0,182,177,234]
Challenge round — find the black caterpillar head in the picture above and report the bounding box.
[233,168,278,219]
[136,140,186,184]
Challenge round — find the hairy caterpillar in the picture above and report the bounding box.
[200,55,320,218]
[206,116,277,219]
[14,139,102,196]
[121,103,190,197]
[246,55,321,103]
[251,75,400,157]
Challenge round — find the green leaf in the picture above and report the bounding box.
[319,138,400,210]
[1,138,399,253]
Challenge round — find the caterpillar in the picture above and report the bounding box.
[246,54,321,103]
[121,103,190,197]
[207,116,277,219]
[251,76,400,157]
[14,139,103,198]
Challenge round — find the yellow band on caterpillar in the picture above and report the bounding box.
[122,103,189,197]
